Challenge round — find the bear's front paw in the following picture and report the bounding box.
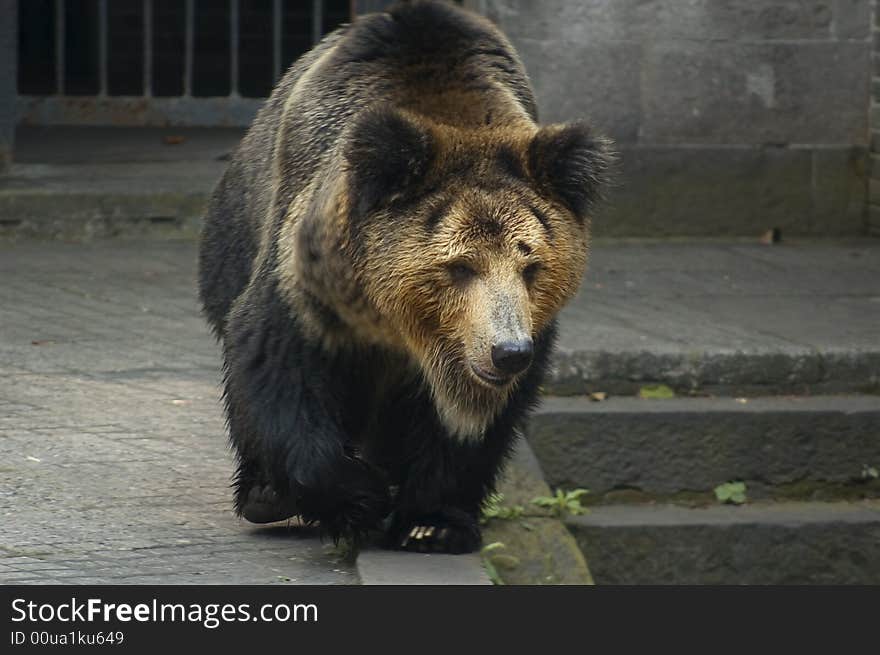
[387,508,482,554]
[240,484,298,524]
[318,488,390,544]
[296,457,391,543]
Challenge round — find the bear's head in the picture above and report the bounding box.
[342,106,613,438]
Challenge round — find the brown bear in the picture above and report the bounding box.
[198,0,612,553]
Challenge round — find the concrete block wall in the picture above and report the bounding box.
[469,0,873,237]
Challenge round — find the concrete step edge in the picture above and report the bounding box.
[565,500,880,584]
[535,394,880,414]
[546,349,880,397]
[527,394,880,499]
[565,500,880,529]
[355,550,491,585]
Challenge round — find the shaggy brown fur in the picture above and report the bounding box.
[198,0,613,551]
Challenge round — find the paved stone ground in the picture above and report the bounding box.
[550,238,880,394]
[1,238,878,584]
[0,241,357,584]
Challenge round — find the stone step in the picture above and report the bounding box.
[0,161,216,240]
[527,395,880,499]
[1,126,236,240]
[545,241,880,397]
[566,501,880,584]
[546,347,880,398]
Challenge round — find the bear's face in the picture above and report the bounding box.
[396,189,588,438]
[342,107,613,438]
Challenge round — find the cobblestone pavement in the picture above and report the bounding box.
[0,241,357,584]
[2,238,877,584]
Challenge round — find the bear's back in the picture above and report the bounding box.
[269,0,538,214]
[199,1,538,334]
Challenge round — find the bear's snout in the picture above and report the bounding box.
[491,339,533,376]
[469,337,533,387]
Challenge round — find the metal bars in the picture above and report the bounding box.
[50,0,331,98]
[143,0,153,97]
[184,0,195,96]
[312,0,323,46]
[48,0,335,99]
[30,0,339,126]
[273,0,282,83]
[229,0,239,96]
[98,0,107,95]
[54,0,65,94]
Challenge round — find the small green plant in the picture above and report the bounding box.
[481,493,525,523]
[862,465,879,480]
[531,488,590,517]
[714,481,747,505]
[481,542,507,585]
[638,384,675,399]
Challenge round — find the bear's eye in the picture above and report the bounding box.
[523,262,541,285]
[447,261,477,284]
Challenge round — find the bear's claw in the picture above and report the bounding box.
[390,511,481,554]
[401,525,441,547]
[241,484,298,524]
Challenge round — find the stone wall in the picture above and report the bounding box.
[468,0,872,237]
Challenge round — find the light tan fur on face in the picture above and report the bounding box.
[280,122,590,439]
[382,185,587,439]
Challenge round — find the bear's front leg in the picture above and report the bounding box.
[385,425,513,554]
[223,277,390,542]
[379,355,549,554]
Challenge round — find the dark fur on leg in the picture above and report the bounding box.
[223,268,390,542]
[379,323,556,554]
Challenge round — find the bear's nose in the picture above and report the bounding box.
[491,339,534,376]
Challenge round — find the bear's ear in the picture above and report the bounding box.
[527,122,614,220]
[344,106,435,219]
